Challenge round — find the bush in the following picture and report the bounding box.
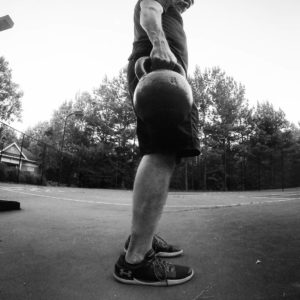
[6,168,18,182]
[0,163,7,180]
[0,163,46,185]
[19,171,43,185]
[0,163,19,182]
[77,168,113,188]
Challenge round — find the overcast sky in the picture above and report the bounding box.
[1,0,300,132]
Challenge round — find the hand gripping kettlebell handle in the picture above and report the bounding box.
[134,56,186,80]
[135,57,151,80]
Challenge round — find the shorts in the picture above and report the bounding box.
[127,58,200,160]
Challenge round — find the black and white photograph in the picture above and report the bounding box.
[1,1,300,299]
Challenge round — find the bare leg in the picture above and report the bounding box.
[125,153,176,264]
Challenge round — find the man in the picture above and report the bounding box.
[114,0,200,286]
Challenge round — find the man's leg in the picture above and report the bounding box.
[125,153,176,264]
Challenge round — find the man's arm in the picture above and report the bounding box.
[140,0,177,68]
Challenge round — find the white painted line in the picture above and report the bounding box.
[253,194,300,198]
[0,186,299,209]
[0,187,131,206]
[169,198,300,209]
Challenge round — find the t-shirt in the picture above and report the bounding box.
[128,0,188,72]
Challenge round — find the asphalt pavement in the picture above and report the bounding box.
[1,183,300,300]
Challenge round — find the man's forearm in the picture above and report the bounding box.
[140,0,168,49]
[140,0,177,66]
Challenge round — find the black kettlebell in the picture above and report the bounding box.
[133,56,193,128]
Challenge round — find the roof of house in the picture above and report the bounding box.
[21,147,37,161]
[1,142,37,162]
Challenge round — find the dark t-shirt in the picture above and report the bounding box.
[129,0,188,72]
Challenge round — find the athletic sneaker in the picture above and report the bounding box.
[113,249,194,286]
[124,234,183,257]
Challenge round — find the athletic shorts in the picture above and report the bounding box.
[127,58,200,159]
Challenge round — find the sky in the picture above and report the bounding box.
[1,0,300,132]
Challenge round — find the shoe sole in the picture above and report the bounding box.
[156,249,183,258]
[113,269,194,286]
[124,248,183,258]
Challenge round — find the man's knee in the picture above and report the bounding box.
[144,153,176,171]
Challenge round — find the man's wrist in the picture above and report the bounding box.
[153,37,168,48]
[149,29,165,43]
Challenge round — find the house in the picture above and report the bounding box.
[0,142,39,173]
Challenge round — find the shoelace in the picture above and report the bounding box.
[151,256,171,286]
[153,235,169,250]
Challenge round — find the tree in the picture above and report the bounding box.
[0,123,18,150]
[82,68,137,188]
[190,66,251,190]
[29,68,139,187]
[0,56,23,123]
[14,61,300,190]
[248,102,290,189]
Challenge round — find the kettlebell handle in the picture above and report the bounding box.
[135,56,186,80]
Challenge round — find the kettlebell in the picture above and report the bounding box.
[133,56,193,128]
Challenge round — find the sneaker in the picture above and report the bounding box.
[113,249,194,286]
[124,234,183,258]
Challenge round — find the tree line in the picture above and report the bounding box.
[1,56,300,190]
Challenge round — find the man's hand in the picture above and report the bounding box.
[140,0,177,70]
[150,35,178,70]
